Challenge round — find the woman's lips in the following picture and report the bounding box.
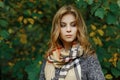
[66,35,72,38]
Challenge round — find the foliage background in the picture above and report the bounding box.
[0,0,120,80]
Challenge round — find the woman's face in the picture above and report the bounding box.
[60,13,77,43]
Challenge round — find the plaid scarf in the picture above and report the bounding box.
[47,42,83,80]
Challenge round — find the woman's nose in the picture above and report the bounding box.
[66,26,71,32]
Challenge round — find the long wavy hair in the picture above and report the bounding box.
[46,5,94,57]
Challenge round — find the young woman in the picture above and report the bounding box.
[39,5,105,80]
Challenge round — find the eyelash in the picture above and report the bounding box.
[61,23,76,27]
[61,24,66,27]
[71,23,76,27]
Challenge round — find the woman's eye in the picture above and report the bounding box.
[61,23,66,27]
[71,23,76,27]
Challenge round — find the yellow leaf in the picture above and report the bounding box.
[102,25,107,29]
[93,37,103,46]
[6,41,10,44]
[109,58,113,62]
[22,58,25,61]
[94,0,98,2]
[91,24,96,30]
[29,0,34,2]
[32,57,35,60]
[109,53,119,67]
[97,29,104,36]
[38,11,43,14]
[25,51,29,55]
[113,53,118,67]
[105,74,113,79]
[33,16,37,19]
[116,35,120,39]
[15,58,21,62]
[9,43,12,48]
[113,53,118,58]
[113,61,117,67]
[106,37,111,41]
[19,34,27,44]
[27,18,34,24]
[32,46,36,52]
[0,37,3,40]
[23,18,28,24]
[33,9,37,13]
[19,29,25,33]
[8,62,14,67]
[92,37,98,45]
[103,58,107,62]
[20,51,24,55]
[89,31,96,37]
[38,61,42,65]
[17,16,23,22]
[97,36,103,46]
[8,28,14,34]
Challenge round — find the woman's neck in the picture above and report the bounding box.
[63,42,72,51]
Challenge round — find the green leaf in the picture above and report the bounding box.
[105,27,115,36]
[102,61,111,68]
[0,44,13,60]
[90,4,99,15]
[31,13,43,19]
[106,13,117,24]
[0,1,4,8]
[117,0,120,7]
[16,71,23,80]
[23,9,31,16]
[110,3,119,13]
[1,66,10,74]
[111,68,120,78]
[75,0,87,8]
[0,19,9,27]
[12,61,26,79]
[95,8,105,19]
[96,47,111,62]
[26,2,34,8]
[115,38,120,46]
[102,0,109,10]
[117,60,120,70]
[86,0,93,5]
[102,68,108,74]
[25,62,41,80]
[117,25,120,29]
[0,30,9,39]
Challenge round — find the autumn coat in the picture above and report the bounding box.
[39,55,105,80]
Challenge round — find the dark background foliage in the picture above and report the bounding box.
[0,0,120,80]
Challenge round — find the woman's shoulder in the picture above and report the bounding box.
[39,58,47,80]
[80,54,105,80]
[81,53,103,72]
[40,59,47,73]
[79,53,99,67]
[86,53,97,60]
[81,53,97,60]
[41,59,47,67]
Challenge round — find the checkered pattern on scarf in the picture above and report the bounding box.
[55,58,81,80]
[47,43,83,80]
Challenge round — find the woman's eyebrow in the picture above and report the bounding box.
[60,22,66,24]
[71,21,76,23]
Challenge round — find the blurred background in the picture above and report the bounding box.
[0,0,120,80]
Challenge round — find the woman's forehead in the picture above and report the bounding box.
[61,14,76,22]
